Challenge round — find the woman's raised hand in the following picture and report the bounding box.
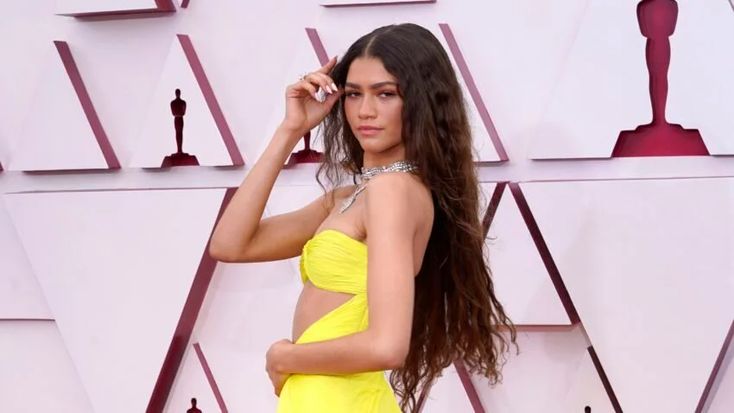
[280,56,342,138]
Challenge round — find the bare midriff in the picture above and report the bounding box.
[291,280,355,342]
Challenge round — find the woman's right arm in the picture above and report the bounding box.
[209,56,342,263]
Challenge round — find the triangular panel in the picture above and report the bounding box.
[528,0,650,159]
[0,196,51,319]
[474,328,615,412]
[481,183,570,325]
[438,23,506,163]
[0,321,94,411]
[5,188,225,413]
[667,0,734,155]
[130,35,243,168]
[522,179,734,411]
[10,41,119,171]
[164,344,220,413]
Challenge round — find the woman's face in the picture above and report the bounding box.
[343,57,404,157]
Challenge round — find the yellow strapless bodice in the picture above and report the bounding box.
[278,229,401,412]
[300,229,367,294]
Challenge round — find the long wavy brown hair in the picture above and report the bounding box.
[316,23,517,412]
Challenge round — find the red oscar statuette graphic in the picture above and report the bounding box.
[613,0,709,157]
[186,397,202,413]
[162,88,200,167]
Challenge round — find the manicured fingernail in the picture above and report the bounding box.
[331,82,338,91]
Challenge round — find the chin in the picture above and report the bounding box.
[361,143,393,155]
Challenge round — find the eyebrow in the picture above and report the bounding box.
[344,81,399,89]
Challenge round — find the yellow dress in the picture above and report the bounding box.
[276,229,402,412]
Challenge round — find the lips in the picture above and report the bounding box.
[357,126,383,136]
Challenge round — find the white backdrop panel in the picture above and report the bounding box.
[0,196,51,319]
[481,183,570,325]
[474,327,614,412]
[129,35,238,167]
[260,29,327,164]
[437,23,502,162]
[522,178,734,412]
[667,0,734,155]
[8,42,110,171]
[4,188,225,413]
[0,320,94,412]
[316,1,588,163]
[55,0,168,15]
[0,0,71,164]
[421,363,475,413]
[705,336,734,413]
[528,0,650,159]
[164,344,220,413]
[321,0,435,5]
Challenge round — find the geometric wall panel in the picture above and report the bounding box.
[9,41,120,171]
[0,196,51,319]
[522,179,734,412]
[4,188,226,413]
[55,0,175,17]
[705,328,734,413]
[419,328,615,413]
[320,0,435,6]
[473,328,615,412]
[528,0,650,159]
[667,0,734,155]
[478,182,498,222]
[0,320,94,412]
[438,24,507,163]
[420,363,476,413]
[480,183,571,325]
[192,343,228,411]
[260,29,328,165]
[130,35,244,168]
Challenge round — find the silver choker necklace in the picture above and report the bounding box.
[339,160,418,214]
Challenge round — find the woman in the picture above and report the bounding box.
[209,23,516,412]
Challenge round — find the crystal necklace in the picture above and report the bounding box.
[339,160,418,214]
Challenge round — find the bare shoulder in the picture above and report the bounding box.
[364,173,433,228]
[364,172,428,198]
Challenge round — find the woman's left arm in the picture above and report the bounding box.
[268,173,423,376]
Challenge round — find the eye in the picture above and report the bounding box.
[345,91,361,98]
[379,91,397,98]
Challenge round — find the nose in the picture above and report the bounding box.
[358,95,377,119]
